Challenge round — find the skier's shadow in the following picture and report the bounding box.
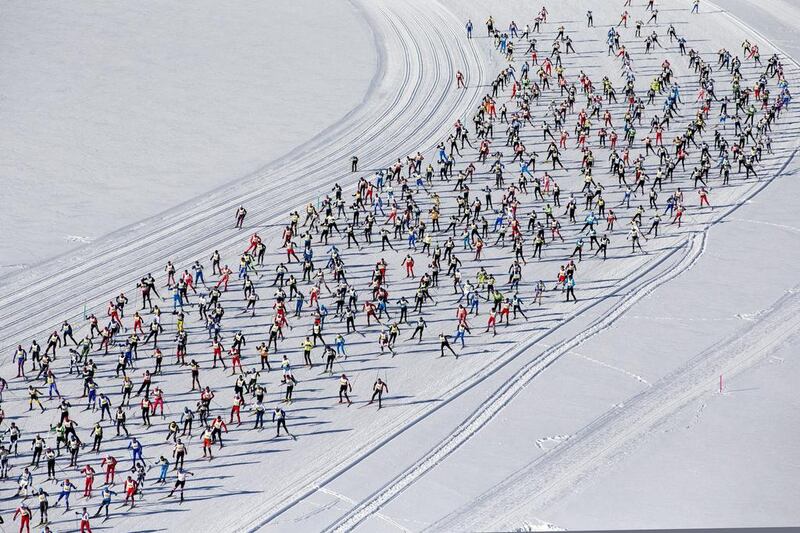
[217,447,287,459]
[212,459,265,468]
[297,428,353,437]
[341,364,397,373]
[382,397,442,408]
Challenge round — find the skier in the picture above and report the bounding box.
[338,374,353,405]
[368,378,389,409]
[167,468,195,503]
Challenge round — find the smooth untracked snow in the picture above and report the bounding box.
[0,0,376,273]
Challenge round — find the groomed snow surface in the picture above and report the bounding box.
[1,0,798,531]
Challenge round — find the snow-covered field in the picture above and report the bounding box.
[0,0,798,532]
[0,0,376,272]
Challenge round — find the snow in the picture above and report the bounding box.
[0,0,798,531]
[0,0,376,273]
[367,2,800,531]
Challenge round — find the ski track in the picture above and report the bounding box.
[314,486,412,533]
[568,350,651,386]
[1,0,798,531]
[254,239,686,531]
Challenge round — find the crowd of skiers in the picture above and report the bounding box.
[1,0,793,530]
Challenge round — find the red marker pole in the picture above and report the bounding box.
[719,375,723,393]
